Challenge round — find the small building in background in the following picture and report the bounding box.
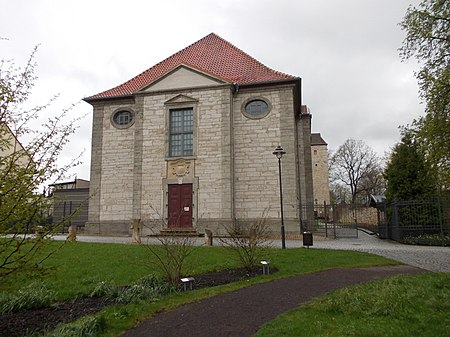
[49,179,90,231]
[0,123,29,167]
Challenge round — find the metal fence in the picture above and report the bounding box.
[51,188,89,233]
[301,203,379,239]
[377,199,450,242]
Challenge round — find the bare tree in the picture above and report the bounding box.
[358,166,386,202]
[329,139,381,204]
[139,208,196,286]
[329,182,351,204]
[219,209,272,272]
[0,44,83,281]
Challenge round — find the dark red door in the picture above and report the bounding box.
[168,184,193,228]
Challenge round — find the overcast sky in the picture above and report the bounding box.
[2,0,423,181]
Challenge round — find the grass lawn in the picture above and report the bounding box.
[1,240,401,336]
[1,240,397,298]
[254,272,450,337]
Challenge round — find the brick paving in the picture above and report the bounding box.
[288,231,450,273]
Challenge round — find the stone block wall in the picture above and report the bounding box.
[139,86,233,231]
[233,85,299,230]
[86,81,309,236]
[99,102,135,222]
[312,144,330,205]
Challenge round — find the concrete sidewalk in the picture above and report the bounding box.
[52,230,450,272]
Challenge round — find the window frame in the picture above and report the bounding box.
[110,108,135,129]
[241,97,272,119]
[168,107,194,158]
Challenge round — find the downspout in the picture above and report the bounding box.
[294,78,303,232]
[230,83,238,225]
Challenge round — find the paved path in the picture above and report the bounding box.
[294,231,450,273]
[54,231,450,272]
[51,233,447,336]
[122,265,424,337]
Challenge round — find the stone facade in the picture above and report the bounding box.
[311,133,330,205]
[84,34,319,236]
[0,123,28,167]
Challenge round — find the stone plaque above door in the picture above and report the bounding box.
[167,159,194,180]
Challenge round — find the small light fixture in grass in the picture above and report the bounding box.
[180,277,195,291]
[260,261,270,275]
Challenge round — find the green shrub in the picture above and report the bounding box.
[89,281,117,299]
[138,274,174,295]
[116,274,173,304]
[0,281,56,314]
[403,233,450,246]
[116,284,156,304]
[89,274,172,305]
[46,315,106,337]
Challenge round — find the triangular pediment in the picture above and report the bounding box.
[164,94,198,105]
[140,65,227,93]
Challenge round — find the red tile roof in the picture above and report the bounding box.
[86,33,297,101]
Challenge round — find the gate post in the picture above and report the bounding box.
[332,203,337,239]
[131,219,142,244]
[391,200,399,241]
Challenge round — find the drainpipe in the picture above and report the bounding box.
[294,78,303,232]
[230,84,238,224]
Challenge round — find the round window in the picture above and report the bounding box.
[111,110,134,128]
[242,98,271,119]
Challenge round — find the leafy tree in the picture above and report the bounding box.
[384,133,437,201]
[399,0,450,190]
[0,45,81,281]
[329,139,381,204]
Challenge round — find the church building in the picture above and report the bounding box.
[84,33,318,236]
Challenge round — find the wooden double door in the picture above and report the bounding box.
[168,183,193,228]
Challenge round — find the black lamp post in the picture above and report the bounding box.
[273,145,286,249]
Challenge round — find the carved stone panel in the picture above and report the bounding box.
[167,159,194,180]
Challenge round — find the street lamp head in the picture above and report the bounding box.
[273,146,286,159]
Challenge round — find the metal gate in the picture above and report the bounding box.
[301,203,377,239]
[376,199,450,242]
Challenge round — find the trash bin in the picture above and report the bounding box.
[303,231,313,247]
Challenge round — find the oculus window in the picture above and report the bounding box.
[111,109,134,129]
[169,108,193,157]
[242,98,271,119]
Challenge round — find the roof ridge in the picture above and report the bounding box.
[132,33,225,90]
[205,33,295,81]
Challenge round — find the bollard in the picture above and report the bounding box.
[260,261,271,275]
[205,229,213,246]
